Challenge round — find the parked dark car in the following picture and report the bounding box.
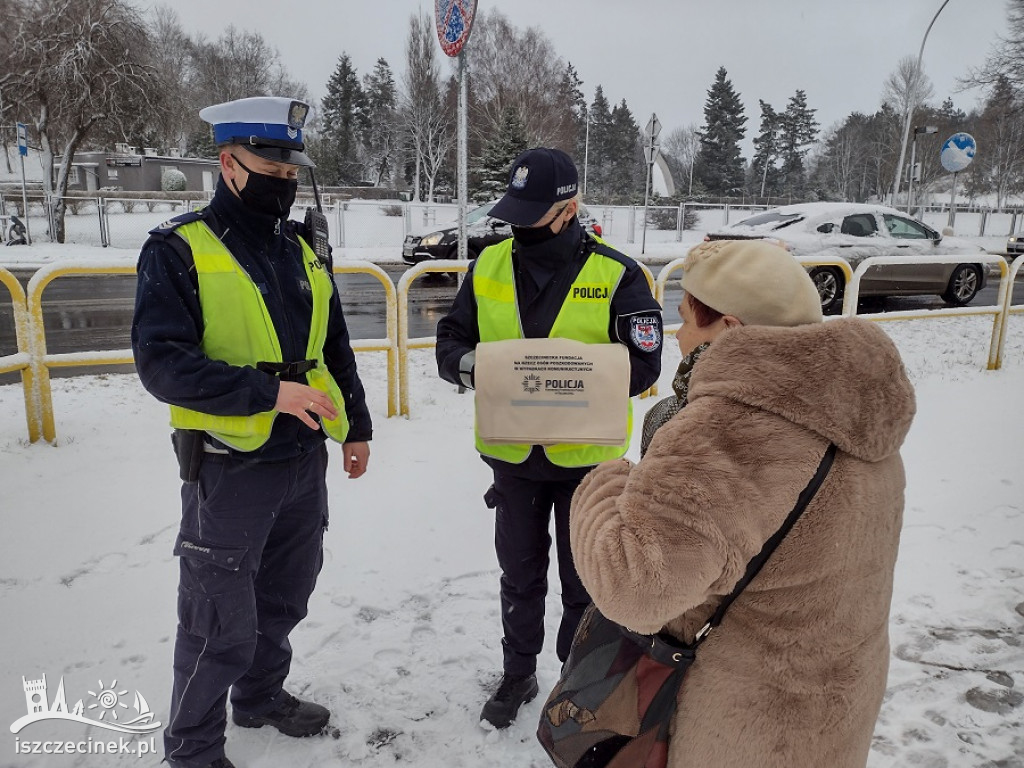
[1007,232,1023,257]
[705,203,988,313]
[402,201,602,264]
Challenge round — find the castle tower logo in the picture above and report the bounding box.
[10,674,161,735]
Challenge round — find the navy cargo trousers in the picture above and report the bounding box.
[485,471,592,677]
[164,445,329,767]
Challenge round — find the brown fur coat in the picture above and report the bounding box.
[569,317,915,768]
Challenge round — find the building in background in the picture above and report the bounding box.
[60,145,219,193]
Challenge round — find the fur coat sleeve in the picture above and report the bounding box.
[571,397,832,636]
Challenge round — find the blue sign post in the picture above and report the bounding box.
[16,122,32,244]
[16,122,28,157]
[941,132,976,173]
[941,133,976,229]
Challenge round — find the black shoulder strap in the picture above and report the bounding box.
[695,443,838,644]
[147,206,225,270]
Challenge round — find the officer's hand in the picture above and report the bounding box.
[342,441,370,479]
[275,381,338,430]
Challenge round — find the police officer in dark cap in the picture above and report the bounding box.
[132,96,372,768]
[436,147,663,729]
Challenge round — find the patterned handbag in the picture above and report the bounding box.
[537,444,837,768]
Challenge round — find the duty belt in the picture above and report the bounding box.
[257,359,318,382]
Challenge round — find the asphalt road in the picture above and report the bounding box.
[0,260,1019,386]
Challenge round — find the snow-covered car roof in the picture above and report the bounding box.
[706,202,984,261]
[722,202,911,234]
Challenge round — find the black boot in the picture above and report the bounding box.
[480,673,539,729]
[164,756,236,768]
[232,691,330,737]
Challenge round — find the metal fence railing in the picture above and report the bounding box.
[9,259,398,443]
[841,254,1011,370]
[0,266,38,441]
[3,253,1022,441]
[3,193,1022,250]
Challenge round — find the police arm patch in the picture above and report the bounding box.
[629,315,662,352]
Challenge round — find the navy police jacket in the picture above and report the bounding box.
[132,178,372,463]
[436,219,663,480]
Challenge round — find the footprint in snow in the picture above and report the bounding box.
[965,686,1024,715]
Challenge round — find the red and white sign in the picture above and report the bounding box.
[434,0,477,57]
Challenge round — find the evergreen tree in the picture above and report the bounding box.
[607,99,643,201]
[751,100,781,198]
[937,97,967,130]
[472,105,529,201]
[778,89,819,198]
[315,53,366,185]
[695,66,747,197]
[585,85,613,198]
[362,57,397,186]
[559,62,588,164]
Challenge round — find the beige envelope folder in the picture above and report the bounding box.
[475,337,630,445]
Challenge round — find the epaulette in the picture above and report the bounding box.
[584,234,639,270]
[148,208,208,238]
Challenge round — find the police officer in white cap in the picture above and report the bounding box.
[132,96,372,768]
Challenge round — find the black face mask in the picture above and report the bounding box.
[230,154,298,218]
[511,223,559,247]
[511,207,571,247]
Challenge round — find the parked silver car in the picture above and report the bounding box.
[705,203,987,313]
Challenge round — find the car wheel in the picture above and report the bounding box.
[808,267,845,315]
[941,264,982,306]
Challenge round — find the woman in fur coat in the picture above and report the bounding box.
[569,239,916,768]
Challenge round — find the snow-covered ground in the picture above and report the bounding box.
[0,301,1022,766]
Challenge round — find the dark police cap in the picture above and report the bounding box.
[199,96,315,167]
[488,147,579,226]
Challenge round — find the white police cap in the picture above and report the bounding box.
[199,96,315,167]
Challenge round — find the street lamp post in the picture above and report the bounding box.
[908,125,938,216]
[892,0,951,208]
[582,112,590,197]
[759,136,773,200]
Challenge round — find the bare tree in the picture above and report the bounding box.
[188,26,307,106]
[400,12,453,202]
[816,122,861,200]
[464,10,571,147]
[138,6,194,152]
[4,0,161,241]
[969,78,1024,209]
[962,0,1024,100]
[883,56,936,119]
[883,55,934,203]
[179,23,307,156]
[663,124,701,197]
[0,0,18,174]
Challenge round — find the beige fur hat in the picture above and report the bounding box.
[680,240,823,326]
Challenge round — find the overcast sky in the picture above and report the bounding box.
[144,0,1007,151]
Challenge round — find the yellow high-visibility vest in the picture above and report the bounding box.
[167,220,349,451]
[473,237,632,467]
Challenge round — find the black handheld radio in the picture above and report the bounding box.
[304,169,330,267]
